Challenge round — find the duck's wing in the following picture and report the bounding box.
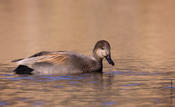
[28,51,51,58]
[12,51,50,62]
[14,51,69,65]
[35,52,68,64]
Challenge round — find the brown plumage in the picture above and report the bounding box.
[12,40,115,75]
[35,53,67,64]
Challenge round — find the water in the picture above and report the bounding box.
[0,0,175,107]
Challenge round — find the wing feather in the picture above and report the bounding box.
[29,51,50,58]
[35,53,68,64]
[15,52,69,65]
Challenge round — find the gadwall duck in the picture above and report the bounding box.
[12,40,115,75]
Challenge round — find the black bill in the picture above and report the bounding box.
[105,55,115,66]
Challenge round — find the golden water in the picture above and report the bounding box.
[0,0,175,107]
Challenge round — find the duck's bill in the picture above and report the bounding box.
[105,55,115,66]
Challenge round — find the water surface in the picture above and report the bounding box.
[0,0,175,107]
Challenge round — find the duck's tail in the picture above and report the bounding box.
[13,65,33,74]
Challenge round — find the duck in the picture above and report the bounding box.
[12,40,115,75]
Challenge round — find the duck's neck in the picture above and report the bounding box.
[92,52,103,63]
[90,53,102,72]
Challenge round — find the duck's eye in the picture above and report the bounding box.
[101,47,104,50]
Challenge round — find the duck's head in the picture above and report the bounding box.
[93,40,115,66]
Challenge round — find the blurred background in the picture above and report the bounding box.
[1,0,175,107]
[0,0,175,63]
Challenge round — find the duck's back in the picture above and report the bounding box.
[13,51,101,75]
